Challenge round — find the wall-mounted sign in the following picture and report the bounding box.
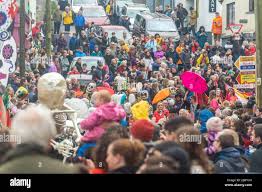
[239,19,248,24]
[209,0,217,13]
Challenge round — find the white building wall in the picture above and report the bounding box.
[222,0,255,37]
[197,0,222,32]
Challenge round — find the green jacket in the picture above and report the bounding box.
[0,145,81,174]
[53,9,63,23]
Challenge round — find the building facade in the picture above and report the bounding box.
[221,0,255,40]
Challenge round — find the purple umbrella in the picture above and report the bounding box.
[180,71,208,94]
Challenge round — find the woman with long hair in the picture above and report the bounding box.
[176,127,214,173]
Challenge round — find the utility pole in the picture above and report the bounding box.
[45,0,52,62]
[255,0,262,107]
[19,0,25,77]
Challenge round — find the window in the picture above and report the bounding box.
[227,3,235,26]
[249,0,254,12]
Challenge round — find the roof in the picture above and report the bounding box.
[80,5,104,9]
[137,12,171,20]
[101,25,127,30]
[125,3,147,8]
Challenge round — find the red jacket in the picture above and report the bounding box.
[153,109,169,123]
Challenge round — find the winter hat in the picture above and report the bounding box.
[221,108,233,117]
[131,119,155,142]
[206,117,223,132]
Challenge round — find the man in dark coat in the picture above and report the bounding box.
[177,3,188,30]
[249,124,262,173]
[0,105,81,173]
[92,61,106,85]
[214,134,246,173]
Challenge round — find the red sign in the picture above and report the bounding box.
[236,73,241,84]
[228,24,243,34]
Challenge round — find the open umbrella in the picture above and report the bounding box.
[96,86,115,95]
[180,71,208,94]
[152,88,170,104]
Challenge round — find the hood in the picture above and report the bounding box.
[215,147,241,161]
[234,145,246,155]
[85,17,109,26]
[214,147,246,172]
[96,102,126,121]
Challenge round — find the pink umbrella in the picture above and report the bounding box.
[180,71,208,94]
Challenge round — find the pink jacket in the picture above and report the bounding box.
[210,99,219,111]
[80,102,126,142]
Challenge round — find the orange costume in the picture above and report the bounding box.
[212,16,222,35]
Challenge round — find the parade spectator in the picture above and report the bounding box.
[176,127,214,173]
[130,119,155,143]
[69,33,78,52]
[163,117,193,141]
[57,33,67,52]
[177,3,188,31]
[213,134,247,173]
[106,139,145,174]
[145,36,157,53]
[0,105,80,173]
[196,26,208,49]
[249,124,262,172]
[53,5,63,35]
[74,10,86,38]
[205,117,223,157]
[164,5,172,17]
[212,12,223,43]
[62,6,74,32]
[80,90,126,143]
[188,7,197,36]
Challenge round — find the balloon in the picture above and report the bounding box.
[65,98,89,119]
[129,94,136,104]
[38,73,67,110]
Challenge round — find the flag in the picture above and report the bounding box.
[225,84,251,104]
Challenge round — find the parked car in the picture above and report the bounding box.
[71,0,98,13]
[100,25,132,44]
[133,12,180,42]
[115,0,134,16]
[121,4,150,31]
[69,56,105,72]
[82,5,110,25]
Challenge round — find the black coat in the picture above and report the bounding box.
[249,143,262,173]
[214,147,246,173]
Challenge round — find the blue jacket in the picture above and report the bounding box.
[198,108,213,133]
[74,15,85,27]
[69,37,78,51]
[152,62,160,71]
[75,50,86,57]
[214,147,246,173]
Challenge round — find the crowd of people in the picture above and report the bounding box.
[0,1,261,174]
